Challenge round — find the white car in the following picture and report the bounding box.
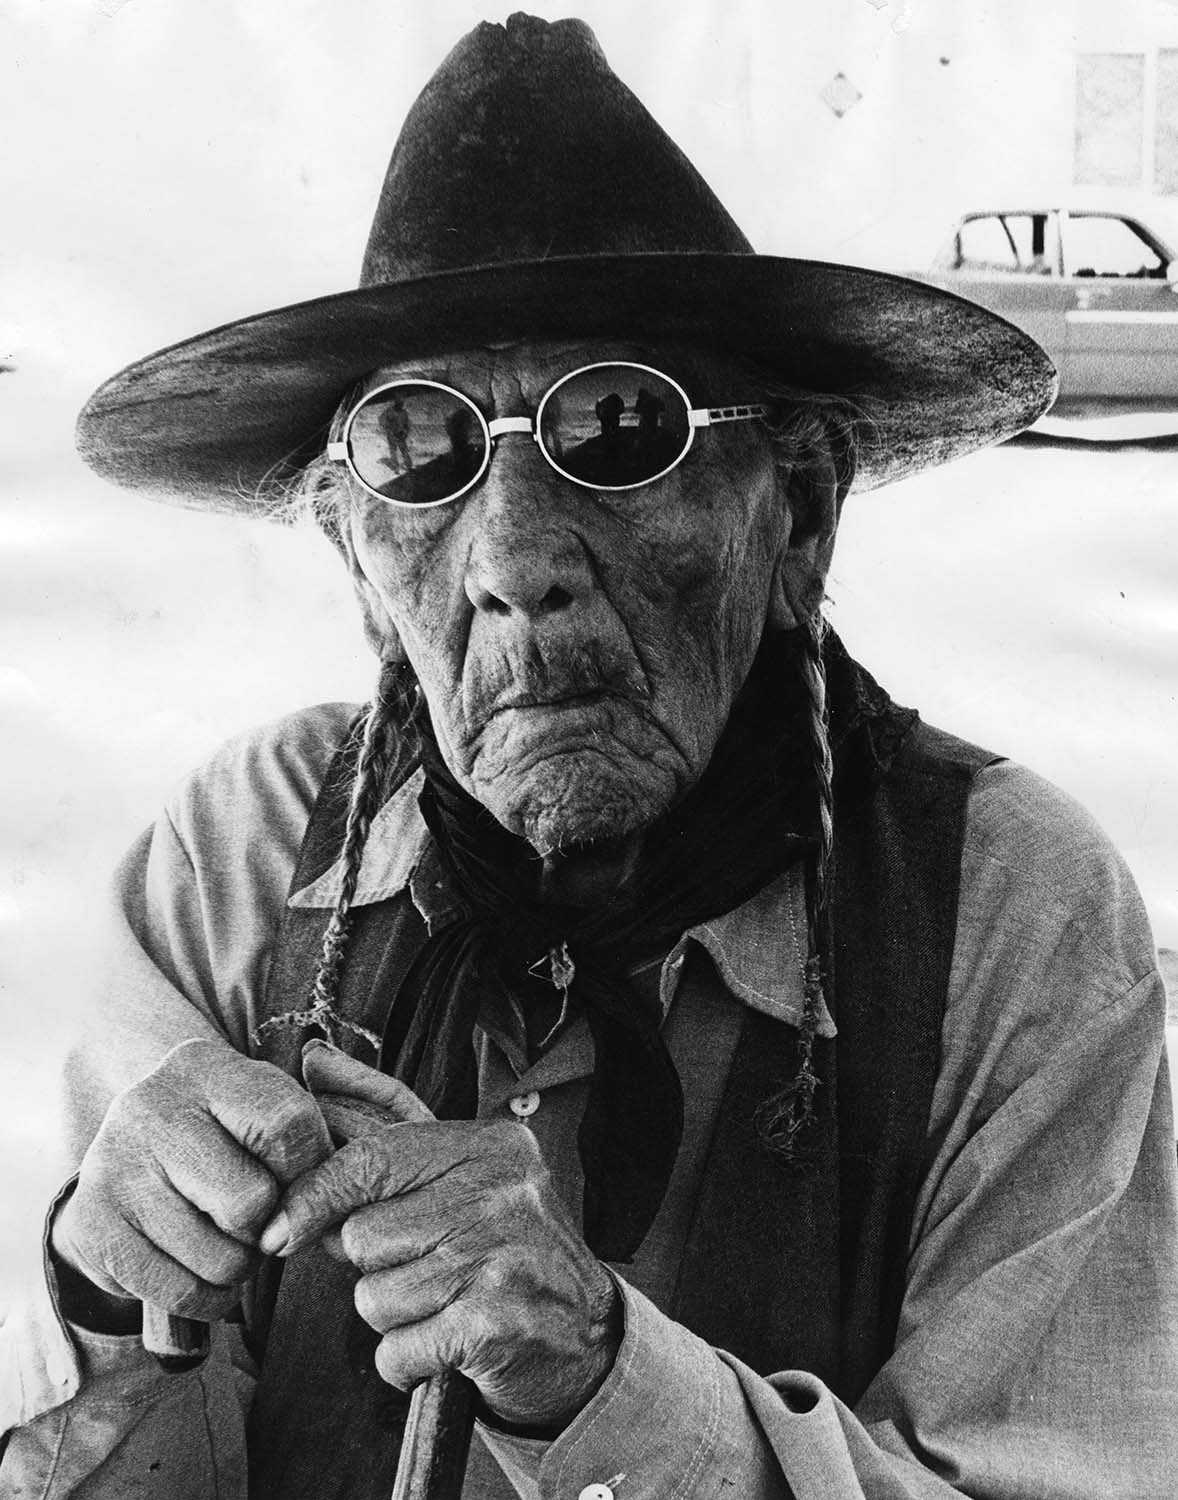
[916,195,1178,439]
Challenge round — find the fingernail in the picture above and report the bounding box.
[259,1212,291,1257]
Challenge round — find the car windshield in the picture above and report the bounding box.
[1143,198,1178,258]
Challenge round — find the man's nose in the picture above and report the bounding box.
[463,436,594,617]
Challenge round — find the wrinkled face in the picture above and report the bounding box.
[344,339,791,852]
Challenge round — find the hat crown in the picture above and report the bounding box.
[360,12,752,286]
[75,13,1057,512]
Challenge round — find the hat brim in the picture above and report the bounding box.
[76,253,1057,513]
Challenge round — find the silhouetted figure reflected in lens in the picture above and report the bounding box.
[379,397,413,472]
[635,386,665,445]
[595,391,624,448]
[564,390,626,484]
[377,402,485,504]
[446,406,479,471]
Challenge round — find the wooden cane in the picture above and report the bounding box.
[142,1086,478,1498]
[317,1090,478,1500]
[392,1369,478,1500]
[142,1305,209,1372]
[142,1301,477,1499]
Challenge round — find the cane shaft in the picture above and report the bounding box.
[392,1370,477,1500]
[314,1058,476,1496]
[142,1304,209,1372]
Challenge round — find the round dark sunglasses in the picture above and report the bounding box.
[326,361,768,508]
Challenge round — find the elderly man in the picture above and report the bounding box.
[3,14,1177,1500]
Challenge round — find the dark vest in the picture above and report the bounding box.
[244,705,996,1500]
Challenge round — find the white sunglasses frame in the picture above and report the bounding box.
[326,360,769,509]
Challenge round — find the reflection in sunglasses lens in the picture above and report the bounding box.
[541,366,691,488]
[349,383,488,505]
[347,365,696,504]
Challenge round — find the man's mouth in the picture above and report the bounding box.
[468,638,652,731]
[489,686,614,716]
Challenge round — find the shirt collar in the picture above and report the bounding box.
[288,767,834,1038]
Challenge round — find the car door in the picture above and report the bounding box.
[1060,212,1178,402]
[928,211,1071,372]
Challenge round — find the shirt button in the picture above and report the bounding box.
[508,1091,540,1119]
[578,1487,615,1500]
[45,1347,73,1388]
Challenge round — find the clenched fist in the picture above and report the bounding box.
[266,1047,622,1433]
[52,1037,333,1323]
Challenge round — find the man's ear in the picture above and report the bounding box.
[338,512,407,662]
[767,432,855,630]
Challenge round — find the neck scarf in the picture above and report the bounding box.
[379,635,813,1261]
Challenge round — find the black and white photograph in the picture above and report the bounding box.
[2,2,1177,1495]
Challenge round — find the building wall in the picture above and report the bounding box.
[718,0,1178,272]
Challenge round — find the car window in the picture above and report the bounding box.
[953,214,1054,274]
[1066,215,1167,278]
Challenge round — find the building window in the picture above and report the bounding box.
[1157,49,1178,192]
[1075,53,1146,185]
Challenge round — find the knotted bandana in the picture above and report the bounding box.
[379,636,813,1261]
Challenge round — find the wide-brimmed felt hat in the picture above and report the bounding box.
[76,13,1056,512]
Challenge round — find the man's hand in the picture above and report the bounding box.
[264,1047,622,1432]
[52,1038,333,1323]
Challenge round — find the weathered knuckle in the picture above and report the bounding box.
[219,1175,278,1236]
[345,1134,392,1195]
[202,1241,256,1289]
[103,1089,155,1147]
[472,1317,511,1372]
[155,1039,221,1094]
[62,1194,109,1263]
[260,1097,328,1177]
[80,1147,152,1220]
[264,1091,316,1143]
[163,1036,218,1070]
[96,1234,161,1302]
[79,1135,121,1192]
[71,1241,134,1301]
[473,1252,513,1300]
[439,1305,481,1370]
[123,1241,236,1322]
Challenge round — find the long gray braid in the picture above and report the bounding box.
[753,607,834,1159]
[253,655,416,1051]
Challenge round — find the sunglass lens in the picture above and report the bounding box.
[348,384,487,504]
[539,365,691,489]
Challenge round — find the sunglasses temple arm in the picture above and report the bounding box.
[690,404,769,427]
